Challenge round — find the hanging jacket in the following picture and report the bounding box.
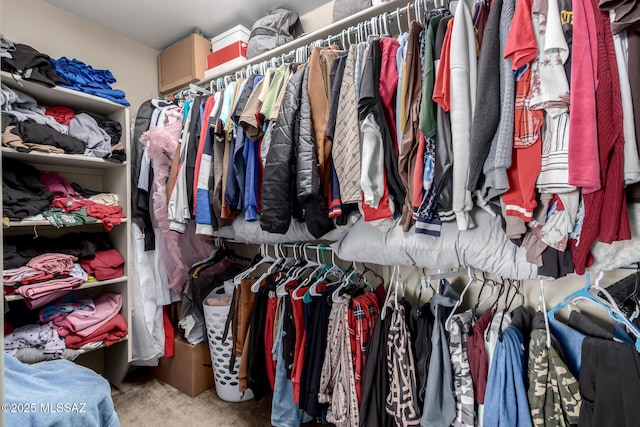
[195,92,221,235]
[130,100,155,247]
[333,45,362,205]
[298,64,335,238]
[468,0,503,193]
[433,16,455,222]
[399,23,423,231]
[185,96,206,217]
[360,38,406,216]
[261,66,304,234]
[449,0,478,230]
[308,46,342,197]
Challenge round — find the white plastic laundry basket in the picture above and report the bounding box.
[203,289,254,402]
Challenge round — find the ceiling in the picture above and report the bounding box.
[42,0,331,51]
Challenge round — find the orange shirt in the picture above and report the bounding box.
[432,19,454,112]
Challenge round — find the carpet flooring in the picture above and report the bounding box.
[111,368,274,426]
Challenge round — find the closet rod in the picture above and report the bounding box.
[171,0,432,96]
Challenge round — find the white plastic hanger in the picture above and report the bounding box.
[234,244,267,287]
[445,267,477,331]
[539,280,552,349]
[250,244,285,292]
[381,266,398,320]
[395,8,403,34]
[422,268,466,296]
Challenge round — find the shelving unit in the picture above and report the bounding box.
[1,72,132,387]
[7,218,128,228]
[1,147,127,168]
[4,277,129,301]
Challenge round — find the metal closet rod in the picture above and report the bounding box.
[199,0,439,92]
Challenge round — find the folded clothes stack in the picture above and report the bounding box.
[1,84,127,161]
[2,159,125,228]
[49,57,130,106]
[3,232,125,307]
[52,293,126,349]
[4,291,127,363]
[1,35,129,106]
[3,231,114,269]
[1,158,53,221]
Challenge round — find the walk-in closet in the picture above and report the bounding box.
[2,0,640,426]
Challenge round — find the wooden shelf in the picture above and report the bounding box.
[1,147,126,169]
[0,71,125,115]
[7,218,127,228]
[4,276,128,302]
[76,336,128,355]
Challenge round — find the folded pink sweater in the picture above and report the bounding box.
[15,277,83,300]
[26,253,77,275]
[54,293,122,338]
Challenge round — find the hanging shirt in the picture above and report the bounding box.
[421,280,459,427]
[318,296,359,427]
[484,326,531,427]
[527,312,581,426]
[386,304,421,426]
[398,23,423,232]
[468,309,492,404]
[448,310,475,427]
[396,32,410,152]
[334,45,362,205]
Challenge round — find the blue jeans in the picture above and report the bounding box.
[271,302,312,427]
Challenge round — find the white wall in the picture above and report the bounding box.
[0,0,159,114]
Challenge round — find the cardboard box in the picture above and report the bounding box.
[158,34,211,94]
[151,337,215,397]
[207,25,250,70]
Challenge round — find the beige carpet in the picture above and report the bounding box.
[111,368,273,427]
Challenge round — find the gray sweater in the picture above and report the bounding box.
[482,0,516,201]
[467,0,503,192]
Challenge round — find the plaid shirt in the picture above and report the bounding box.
[348,292,380,404]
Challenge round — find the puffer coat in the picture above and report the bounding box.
[260,64,334,238]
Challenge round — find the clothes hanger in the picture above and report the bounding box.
[290,244,320,300]
[278,244,314,297]
[418,268,436,304]
[249,244,282,292]
[422,268,466,296]
[496,278,516,339]
[471,273,496,318]
[539,280,552,348]
[303,245,331,297]
[488,277,506,316]
[381,265,403,320]
[406,2,412,28]
[382,13,391,37]
[331,266,357,303]
[234,244,268,288]
[549,272,640,352]
[394,8,403,34]
[445,267,478,331]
